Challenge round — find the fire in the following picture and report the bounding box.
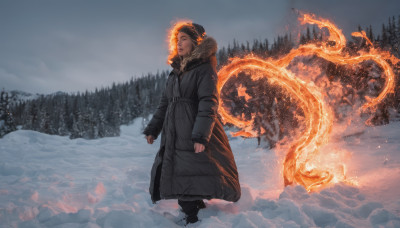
[276,13,398,111]
[217,13,399,191]
[167,20,192,64]
[167,20,206,64]
[218,56,334,191]
[237,84,252,102]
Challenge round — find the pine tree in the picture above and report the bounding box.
[312,26,318,41]
[397,15,400,38]
[0,91,17,137]
[8,15,400,140]
[382,24,388,47]
[300,34,307,45]
[368,25,374,41]
[306,26,311,41]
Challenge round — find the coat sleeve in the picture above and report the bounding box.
[192,65,218,145]
[143,88,168,139]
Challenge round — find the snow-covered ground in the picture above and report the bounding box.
[1,118,400,227]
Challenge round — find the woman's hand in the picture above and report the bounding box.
[145,135,154,144]
[194,142,205,153]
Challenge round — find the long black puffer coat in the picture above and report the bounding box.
[143,36,241,203]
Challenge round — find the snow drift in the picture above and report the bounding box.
[0,118,399,227]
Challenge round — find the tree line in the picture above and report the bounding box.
[4,72,168,139]
[2,15,399,147]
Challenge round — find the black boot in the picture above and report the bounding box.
[178,200,202,225]
[196,200,206,209]
[185,214,199,224]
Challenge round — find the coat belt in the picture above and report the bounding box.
[169,97,196,103]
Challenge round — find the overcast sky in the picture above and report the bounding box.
[1,0,399,94]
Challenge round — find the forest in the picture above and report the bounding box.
[1,15,399,147]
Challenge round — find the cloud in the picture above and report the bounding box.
[0,0,399,93]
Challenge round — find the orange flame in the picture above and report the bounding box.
[237,84,252,102]
[276,13,398,111]
[167,20,206,64]
[167,20,192,64]
[218,56,334,191]
[217,13,399,191]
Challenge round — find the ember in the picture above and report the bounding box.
[216,13,399,191]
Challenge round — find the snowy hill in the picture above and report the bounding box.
[5,90,69,106]
[6,90,41,106]
[0,118,399,227]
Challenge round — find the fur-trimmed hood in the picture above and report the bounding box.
[171,36,218,73]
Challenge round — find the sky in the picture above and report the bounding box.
[1,0,399,94]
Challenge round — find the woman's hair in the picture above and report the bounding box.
[178,23,206,45]
[167,21,206,64]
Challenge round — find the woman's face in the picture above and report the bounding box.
[177,32,194,57]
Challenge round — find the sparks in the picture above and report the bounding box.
[217,13,399,192]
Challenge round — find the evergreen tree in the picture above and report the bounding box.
[0,91,17,137]
[381,24,388,47]
[312,26,318,41]
[306,26,311,42]
[368,25,374,41]
[8,14,400,140]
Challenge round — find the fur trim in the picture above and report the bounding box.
[180,36,217,72]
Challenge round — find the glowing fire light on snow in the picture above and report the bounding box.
[216,13,399,192]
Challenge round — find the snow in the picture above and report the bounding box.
[6,90,41,106]
[1,118,400,227]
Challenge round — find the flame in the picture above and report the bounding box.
[276,13,398,111]
[218,56,334,191]
[167,19,206,64]
[217,13,399,191]
[237,84,252,102]
[167,20,193,64]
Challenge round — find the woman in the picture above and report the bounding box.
[143,22,241,225]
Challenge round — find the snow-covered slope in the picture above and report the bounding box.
[0,118,399,227]
[6,90,41,106]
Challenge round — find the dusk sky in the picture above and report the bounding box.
[1,0,399,94]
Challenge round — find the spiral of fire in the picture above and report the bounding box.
[217,13,399,191]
